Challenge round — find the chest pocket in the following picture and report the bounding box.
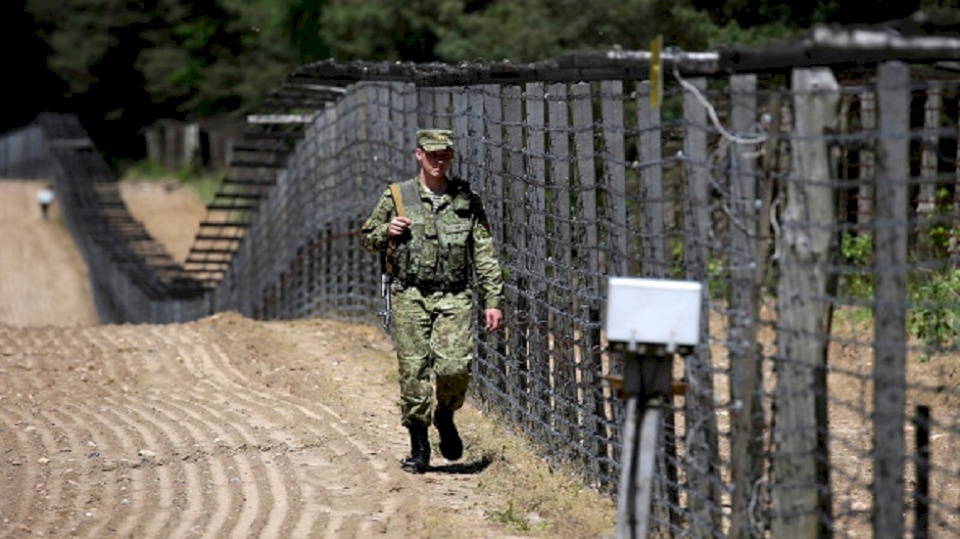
[438,217,473,282]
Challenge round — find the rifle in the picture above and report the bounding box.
[377,251,392,330]
[377,183,407,330]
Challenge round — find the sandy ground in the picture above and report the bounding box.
[0,182,98,327]
[0,179,616,538]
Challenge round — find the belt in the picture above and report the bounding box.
[397,280,469,294]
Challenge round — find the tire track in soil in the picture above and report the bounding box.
[0,403,46,531]
[89,321,412,537]
[49,403,120,536]
[10,327,150,537]
[209,333,415,537]
[81,401,164,538]
[148,329,291,537]
[162,323,412,536]
[95,326,268,538]
[112,396,216,538]
[161,393,266,537]
[97,399,180,538]
[0,319,509,538]
[37,405,97,534]
[132,395,234,537]
[43,328,144,536]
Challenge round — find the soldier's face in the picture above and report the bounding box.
[416,148,454,178]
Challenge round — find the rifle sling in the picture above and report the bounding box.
[385,182,409,277]
[389,183,406,218]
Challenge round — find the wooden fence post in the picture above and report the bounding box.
[771,67,839,538]
[728,73,765,539]
[502,84,529,426]
[546,82,578,453]
[873,59,909,539]
[681,76,722,535]
[571,81,604,482]
[525,81,551,428]
[601,79,628,277]
[479,84,508,401]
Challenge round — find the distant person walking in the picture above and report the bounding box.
[36,185,55,220]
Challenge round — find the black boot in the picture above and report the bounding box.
[401,423,431,474]
[433,407,463,461]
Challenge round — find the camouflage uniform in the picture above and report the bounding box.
[361,175,503,429]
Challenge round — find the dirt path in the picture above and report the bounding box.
[0,180,615,538]
[0,181,98,327]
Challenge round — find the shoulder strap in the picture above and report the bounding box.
[384,181,417,277]
[389,183,406,217]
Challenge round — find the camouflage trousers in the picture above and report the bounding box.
[392,285,473,428]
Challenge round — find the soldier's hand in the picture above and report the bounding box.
[387,216,411,237]
[484,308,503,332]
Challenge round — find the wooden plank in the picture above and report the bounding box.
[636,81,666,279]
[335,91,352,312]
[917,82,942,255]
[918,82,942,217]
[463,85,491,385]
[467,86,486,188]
[433,88,453,129]
[389,82,409,181]
[481,84,508,400]
[503,84,528,423]
[525,81,550,427]
[366,83,390,317]
[571,81,603,481]
[727,73,765,539]
[547,82,578,449]
[402,82,418,158]
[601,80,628,276]
[452,87,470,182]
[681,76,722,536]
[873,60,909,539]
[771,67,839,538]
[417,87,433,130]
[600,78,628,485]
[858,90,876,225]
[483,85,504,245]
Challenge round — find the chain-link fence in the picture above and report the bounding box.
[5,34,960,537]
[0,113,209,323]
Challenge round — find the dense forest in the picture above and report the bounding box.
[0,0,945,169]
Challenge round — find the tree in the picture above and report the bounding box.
[27,0,162,163]
[0,0,68,133]
[319,0,468,62]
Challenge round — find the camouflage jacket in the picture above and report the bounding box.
[360,178,503,310]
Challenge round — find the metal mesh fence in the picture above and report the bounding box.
[4,49,960,537]
[0,113,209,323]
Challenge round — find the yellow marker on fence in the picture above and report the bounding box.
[650,35,663,110]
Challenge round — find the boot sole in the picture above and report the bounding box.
[401,458,428,474]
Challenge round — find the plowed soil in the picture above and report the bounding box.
[0,179,615,538]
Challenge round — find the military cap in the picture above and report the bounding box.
[417,129,454,151]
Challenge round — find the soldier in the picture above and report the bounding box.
[361,128,505,474]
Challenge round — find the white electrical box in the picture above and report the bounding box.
[605,277,703,351]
